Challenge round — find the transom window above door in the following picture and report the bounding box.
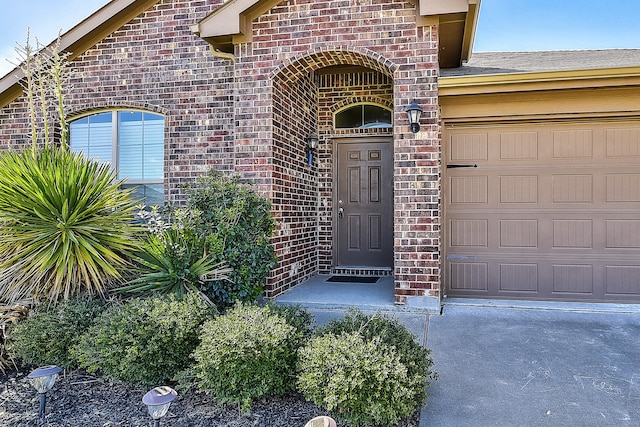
[334,103,392,129]
[69,110,165,206]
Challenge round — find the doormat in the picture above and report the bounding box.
[326,276,379,283]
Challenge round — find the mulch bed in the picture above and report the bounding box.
[0,369,420,426]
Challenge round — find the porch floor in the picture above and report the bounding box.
[272,273,432,357]
[273,274,428,314]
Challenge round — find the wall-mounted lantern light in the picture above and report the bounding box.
[28,365,62,417]
[405,101,423,133]
[142,386,177,427]
[306,133,319,165]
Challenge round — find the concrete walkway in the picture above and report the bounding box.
[422,302,640,426]
[275,276,640,426]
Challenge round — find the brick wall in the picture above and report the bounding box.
[0,0,234,204]
[0,0,442,306]
[236,0,441,304]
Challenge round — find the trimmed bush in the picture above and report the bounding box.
[185,171,277,307]
[192,303,298,412]
[9,299,103,369]
[319,308,434,405]
[265,302,314,343]
[72,293,214,386]
[297,331,421,427]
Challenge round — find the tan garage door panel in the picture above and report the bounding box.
[444,122,640,302]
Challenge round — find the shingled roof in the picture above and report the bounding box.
[441,49,640,77]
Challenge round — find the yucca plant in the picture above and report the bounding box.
[118,227,231,302]
[0,146,140,303]
[0,33,140,303]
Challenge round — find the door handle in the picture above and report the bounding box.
[338,207,344,218]
[446,164,477,169]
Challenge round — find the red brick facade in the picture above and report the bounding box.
[0,0,442,309]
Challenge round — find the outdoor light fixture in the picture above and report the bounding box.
[405,101,423,133]
[305,133,319,165]
[142,386,178,427]
[305,416,337,427]
[28,365,62,417]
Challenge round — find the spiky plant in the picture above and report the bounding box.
[0,146,140,303]
[0,33,140,303]
[117,208,231,305]
[118,228,231,304]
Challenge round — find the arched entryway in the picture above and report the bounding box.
[266,47,399,297]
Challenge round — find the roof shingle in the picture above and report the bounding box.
[440,49,640,77]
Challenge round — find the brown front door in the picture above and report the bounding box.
[335,138,393,267]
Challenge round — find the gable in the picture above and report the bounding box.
[191,0,481,68]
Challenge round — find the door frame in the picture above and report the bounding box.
[332,136,394,268]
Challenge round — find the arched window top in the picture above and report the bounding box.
[334,103,392,129]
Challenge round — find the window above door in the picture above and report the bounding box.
[334,103,392,129]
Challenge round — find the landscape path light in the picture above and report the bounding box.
[305,415,337,427]
[27,365,62,417]
[142,386,177,427]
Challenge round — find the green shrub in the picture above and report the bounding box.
[72,293,214,386]
[0,146,140,304]
[192,303,298,412]
[319,308,434,405]
[298,331,421,427]
[265,302,314,343]
[9,299,103,369]
[185,171,277,307]
[0,35,138,304]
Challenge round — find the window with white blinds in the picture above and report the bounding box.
[70,110,165,206]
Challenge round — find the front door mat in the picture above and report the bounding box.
[326,276,379,283]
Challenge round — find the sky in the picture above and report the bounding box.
[474,0,640,52]
[0,0,110,76]
[1,0,640,77]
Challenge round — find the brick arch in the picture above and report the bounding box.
[66,102,168,120]
[331,96,394,114]
[271,45,397,84]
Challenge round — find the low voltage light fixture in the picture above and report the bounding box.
[28,365,62,417]
[305,415,337,427]
[142,386,178,427]
[306,133,319,165]
[405,101,423,133]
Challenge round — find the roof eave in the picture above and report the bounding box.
[439,66,640,96]
[418,0,481,68]
[191,0,281,53]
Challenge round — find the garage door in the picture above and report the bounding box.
[444,121,640,302]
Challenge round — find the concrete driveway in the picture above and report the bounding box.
[420,302,640,426]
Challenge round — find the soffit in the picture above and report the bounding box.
[0,0,160,109]
[193,0,481,68]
